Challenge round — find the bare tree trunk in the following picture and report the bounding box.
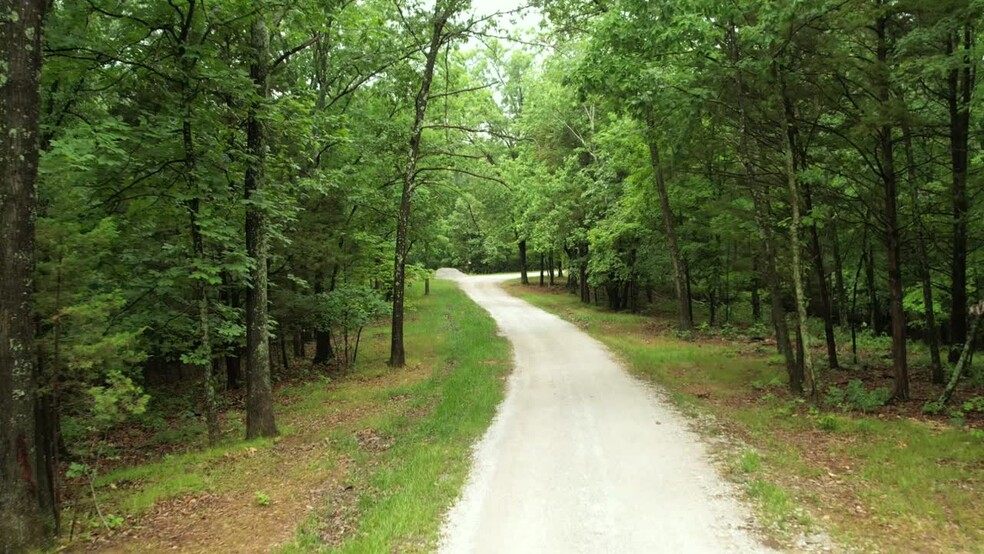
[1,1,57,548]
[244,13,277,438]
[548,252,555,285]
[390,4,453,367]
[644,110,692,331]
[539,253,545,286]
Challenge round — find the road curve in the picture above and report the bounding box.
[436,270,774,554]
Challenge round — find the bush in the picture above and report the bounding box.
[825,379,891,413]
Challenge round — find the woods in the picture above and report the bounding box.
[1,0,982,550]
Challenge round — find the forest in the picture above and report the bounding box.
[1,0,982,551]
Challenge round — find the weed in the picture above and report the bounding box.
[824,380,891,413]
[254,491,271,507]
[815,414,840,432]
[961,396,984,413]
[737,450,762,474]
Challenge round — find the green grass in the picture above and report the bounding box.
[508,280,984,553]
[285,278,511,553]
[66,279,511,553]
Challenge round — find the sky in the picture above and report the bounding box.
[471,0,541,32]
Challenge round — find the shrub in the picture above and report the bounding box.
[825,379,891,413]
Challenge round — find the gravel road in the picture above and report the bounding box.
[436,270,775,554]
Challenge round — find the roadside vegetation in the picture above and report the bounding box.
[508,280,984,554]
[60,281,510,553]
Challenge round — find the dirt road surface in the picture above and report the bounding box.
[436,270,774,554]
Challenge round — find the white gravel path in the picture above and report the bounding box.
[436,270,776,554]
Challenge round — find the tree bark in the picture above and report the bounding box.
[946,27,973,358]
[725,22,798,391]
[865,238,878,333]
[938,300,983,406]
[644,110,692,331]
[1,1,57,548]
[390,4,452,368]
[244,13,277,438]
[518,239,529,285]
[548,252,555,285]
[876,12,909,400]
[539,253,545,286]
[776,67,817,400]
[804,184,839,369]
[750,256,762,321]
[902,120,944,383]
[829,219,849,327]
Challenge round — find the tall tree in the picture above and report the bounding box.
[1,0,57,549]
[390,0,467,367]
[244,9,278,438]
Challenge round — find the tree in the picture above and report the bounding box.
[244,8,278,439]
[1,0,58,549]
[390,0,470,368]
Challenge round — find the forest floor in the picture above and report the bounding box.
[508,279,984,554]
[58,279,511,553]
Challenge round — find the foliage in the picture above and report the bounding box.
[318,286,390,367]
[824,380,892,413]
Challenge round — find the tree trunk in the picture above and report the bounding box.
[539,253,545,286]
[313,329,333,365]
[292,329,304,358]
[226,353,241,390]
[726,21,799,391]
[947,27,973,359]
[518,239,529,285]
[865,239,878,333]
[244,13,277,438]
[804,183,839,369]
[1,1,57,548]
[829,219,849,327]
[184,119,219,446]
[938,300,983,406]
[777,68,817,400]
[644,110,692,330]
[902,120,944,383]
[280,336,289,373]
[751,256,762,321]
[579,246,590,303]
[424,277,430,295]
[390,5,452,368]
[876,13,909,400]
[548,252,555,285]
